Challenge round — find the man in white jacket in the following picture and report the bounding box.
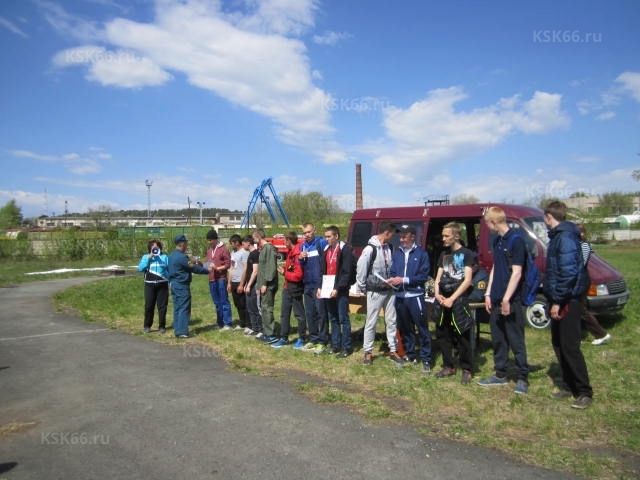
[355,221,405,366]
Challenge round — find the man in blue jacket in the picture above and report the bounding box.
[388,225,432,373]
[167,234,212,338]
[543,201,593,409]
[299,222,328,353]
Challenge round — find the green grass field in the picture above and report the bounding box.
[5,244,640,479]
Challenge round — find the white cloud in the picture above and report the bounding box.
[596,111,616,121]
[313,30,352,46]
[616,71,640,102]
[371,87,570,185]
[50,0,333,149]
[0,16,29,37]
[9,149,105,175]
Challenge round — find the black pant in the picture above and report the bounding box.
[230,281,248,328]
[552,299,593,398]
[436,307,473,372]
[143,281,168,329]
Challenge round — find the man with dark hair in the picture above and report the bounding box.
[543,201,593,409]
[253,228,279,343]
[205,229,233,330]
[271,231,305,348]
[355,221,404,365]
[317,225,356,357]
[228,234,249,331]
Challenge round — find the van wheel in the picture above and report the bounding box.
[524,296,550,329]
[276,252,285,262]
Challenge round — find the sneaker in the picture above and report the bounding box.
[363,352,373,365]
[422,362,431,375]
[514,379,529,395]
[336,349,352,358]
[325,346,341,355]
[158,328,166,334]
[435,367,457,378]
[404,357,418,365]
[271,338,289,348]
[592,333,611,346]
[175,334,189,339]
[312,344,326,354]
[243,328,254,336]
[254,332,264,341]
[461,370,473,384]
[292,338,305,349]
[143,327,151,333]
[388,352,406,365]
[302,342,317,351]
[220,325,233,332]
[477,375,509,387]
[263,335,279,344]
[571,395,592,409]
[550,389,572,400]
[233,325,244,331]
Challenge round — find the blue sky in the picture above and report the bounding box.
[1,0,639,219]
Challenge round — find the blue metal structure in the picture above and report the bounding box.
[240,177,290,228]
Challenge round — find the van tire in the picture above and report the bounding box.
[276,252,285,262]
[524,295,550,329]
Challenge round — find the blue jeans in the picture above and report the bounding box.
[209,280,232,327]
[171,283,191,336]
[325,293,351,351]
[396,295,431,363]
[488,299,529,381]
[304,287,327,345]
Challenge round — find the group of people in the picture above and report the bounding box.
[478,203,595,409]
[137,201,600,409]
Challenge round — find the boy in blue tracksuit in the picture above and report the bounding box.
[388,225,432,373]
[298,222,328,352]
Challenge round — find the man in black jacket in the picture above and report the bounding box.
[543,201,593,409]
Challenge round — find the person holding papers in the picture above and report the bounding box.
[317,226,356,358]
[355,221,405,366]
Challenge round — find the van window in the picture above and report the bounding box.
[350,222,373,249]
[488,220,540,258]
[425,218,481,278]
[523,216,549,248]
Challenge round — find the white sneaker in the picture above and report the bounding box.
[233,325,243,331]
[592,333,611,345]
[243,328,254,335]
[220,325,233,332]
[255,332,264,340]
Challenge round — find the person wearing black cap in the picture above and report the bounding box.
[167,234,212,338]
[205,229,233,331]
[388,225,433,373]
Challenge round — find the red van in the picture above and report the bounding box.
[347,203,630,328]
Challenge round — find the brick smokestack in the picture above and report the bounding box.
[355,163,363,211]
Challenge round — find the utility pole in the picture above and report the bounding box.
[196,201,206,225]
[145,179,153,221]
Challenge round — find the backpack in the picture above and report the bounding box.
[506,234,542,306]
[363,242,393,291]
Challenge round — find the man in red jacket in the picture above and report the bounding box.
[271,232,305,348]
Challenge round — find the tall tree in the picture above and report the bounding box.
[599,191,634,215]
[0,200,23,228]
